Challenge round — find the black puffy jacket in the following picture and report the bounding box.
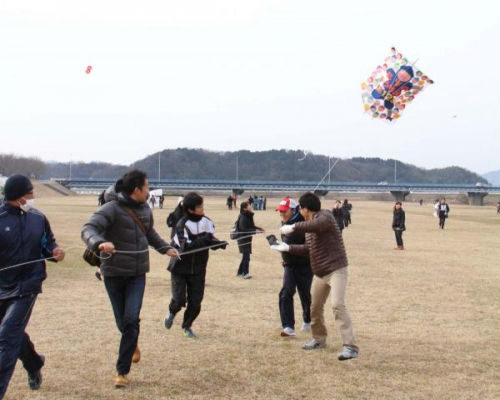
[81,192,171,277]
[280,211,310,267]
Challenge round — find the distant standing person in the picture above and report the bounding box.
[226,195,233,210]
[236,202,264,279]
[159,195,165,209]
[149,196,155,209]
[496,202,500,214]
[263,196,267,211]
[332,200,345,234]
[166,196,184,239]
[438,199,450,229]
[342,199,352,227]
[392,201,406,250]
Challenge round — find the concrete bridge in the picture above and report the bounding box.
[55,179,500,206]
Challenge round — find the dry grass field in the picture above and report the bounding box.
[5,195,500,400]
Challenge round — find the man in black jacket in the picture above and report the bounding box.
[275,198,313,337]
[0,174,65,399]
[236,202,264,279]
[164,192,227,339]
[81,170,179,388]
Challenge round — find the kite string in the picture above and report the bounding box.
[0,230,279,273]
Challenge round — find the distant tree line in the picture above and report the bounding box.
[0,149,488,184]
[0,154,46,179]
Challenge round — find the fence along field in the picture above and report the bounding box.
[5,195,500,400]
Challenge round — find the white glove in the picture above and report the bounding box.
[270,242,290,253]
[280,224,295,235]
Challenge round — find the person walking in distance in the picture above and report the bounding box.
[332,200,345,234]
[438,198,450,229]
[392,201,406,250]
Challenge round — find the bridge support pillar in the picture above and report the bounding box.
[390,190,410,202]
[232,188,245,196]
[467,192,488,206]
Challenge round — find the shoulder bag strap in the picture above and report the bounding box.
[119,204,148,235]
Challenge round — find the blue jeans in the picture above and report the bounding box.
[104,274,145,375]
[0,294,44,399]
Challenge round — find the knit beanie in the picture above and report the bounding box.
[4,174,34,201]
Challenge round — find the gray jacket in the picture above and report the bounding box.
[81,192,172,277]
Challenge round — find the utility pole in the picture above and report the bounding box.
[69,154,72,180]
[394,159,397,184]
[328,157,331,186]
[236,155,239,181]
[158,152,161,183]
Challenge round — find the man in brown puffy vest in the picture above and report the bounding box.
[271,192,359,360]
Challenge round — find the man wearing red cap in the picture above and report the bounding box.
[275,198,313,337]
[0,174,65,398]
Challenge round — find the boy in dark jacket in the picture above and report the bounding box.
[275,198,313,337]
[392,201,406,250]
[164,193,227,339]
[0,175,65,398]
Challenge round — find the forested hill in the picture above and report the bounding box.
[34,149,486,184]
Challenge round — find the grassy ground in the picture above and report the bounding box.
[4,196,500,400]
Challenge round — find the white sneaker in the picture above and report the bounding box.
[337,346,359,360]
[243,274,252,280]
[280,327,296,337]
[301,322,311,332]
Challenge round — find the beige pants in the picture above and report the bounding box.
[311,267,357,349]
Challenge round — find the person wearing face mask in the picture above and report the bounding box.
[275,198,313,337]
[164,192,227,339]
[81,170,180,388]
[0,174,65,399]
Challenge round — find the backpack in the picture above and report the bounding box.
[166,212,176,227]
[230,218,242,240]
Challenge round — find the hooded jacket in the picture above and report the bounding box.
[81,191,171,277]
[0,203,59,299]
[288,210,348,277]
[237,211,261,254]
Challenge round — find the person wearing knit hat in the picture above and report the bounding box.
[392,201,406,250]
[0,174,65,398]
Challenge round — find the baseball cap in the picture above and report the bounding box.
[276,197,298,212]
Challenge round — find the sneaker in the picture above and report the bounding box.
[27,355,44,390]
[337,346,359,361]
[243,274,252,280]
[183,327,197,339]
[114,374,130,388]
[301,338,326,350]
[164,312,175,329]
[280,327,296,337]
[301,322,311,332]
[132,347,141,363]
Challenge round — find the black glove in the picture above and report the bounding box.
[207,235,228,250]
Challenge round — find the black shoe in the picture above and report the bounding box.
[164,312,175,329]
[28,355,45,390]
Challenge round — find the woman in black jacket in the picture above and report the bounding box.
[332,200,345,234]
[236,202,264,279]
[392,201,406,250]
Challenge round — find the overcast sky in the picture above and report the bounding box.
[1,0,499,174]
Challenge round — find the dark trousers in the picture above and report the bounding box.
[279,265,313,330]
[0,294,44,399]
[169,270,206,329]
[237,252,250,276]
[439,216,446,229]
[395,230,404,246]
[104,274,145,375]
